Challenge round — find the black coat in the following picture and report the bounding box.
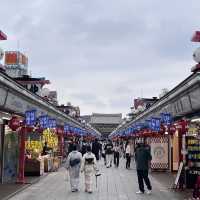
[135,146,152,170]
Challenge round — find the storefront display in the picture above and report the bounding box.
[3,125,19,183]
[186,136,200,188]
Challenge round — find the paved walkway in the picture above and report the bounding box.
[8,160,192,200]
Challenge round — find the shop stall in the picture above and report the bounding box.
[185,121,200,188]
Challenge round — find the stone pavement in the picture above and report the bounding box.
[0,174,48,200]
[7,160,192,200]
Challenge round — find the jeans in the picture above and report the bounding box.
[137,170,152,193]
[114,152,120,167]
[126,154,131,168]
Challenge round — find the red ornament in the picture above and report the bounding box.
[56,127,64,136]
[8,116,21,131]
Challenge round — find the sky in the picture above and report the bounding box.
[0,0,200,116]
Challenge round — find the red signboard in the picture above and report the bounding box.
[191,31,200,42]
[5,52,18,65]
[0,31,7,40]
[5,51,28,66]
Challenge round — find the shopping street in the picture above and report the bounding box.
[5,160,192,200]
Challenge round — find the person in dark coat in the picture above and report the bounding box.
[92,139,101,161]
[135,143,152,195]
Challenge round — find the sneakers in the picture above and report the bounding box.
[146,190,152,195]
[136,191,144,194]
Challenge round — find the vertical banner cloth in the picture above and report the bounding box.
[148,137,169,170]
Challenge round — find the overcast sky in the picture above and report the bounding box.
[0,0,200,116]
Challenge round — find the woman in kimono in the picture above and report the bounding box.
[81,145,97,193]
[66,144,82,192]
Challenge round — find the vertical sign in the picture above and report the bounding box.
[25,110,36,126]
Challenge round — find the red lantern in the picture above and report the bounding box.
[8,116,21,131]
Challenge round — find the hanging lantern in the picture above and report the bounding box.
[8,116,21,131]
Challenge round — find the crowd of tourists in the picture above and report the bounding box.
[64,138,152,195]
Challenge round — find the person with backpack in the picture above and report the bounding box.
[81,145,97,193]
[65,144,82,192]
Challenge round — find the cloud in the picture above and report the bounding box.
[0,0,199,115]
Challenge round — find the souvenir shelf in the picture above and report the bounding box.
[186,136,200,188]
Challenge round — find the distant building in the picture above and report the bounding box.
[14,75,50,96]
[127,97,159,120]
[57,103,80,119]
[4,51,28,78]
[89,113,122,138]
[80,115,91,124]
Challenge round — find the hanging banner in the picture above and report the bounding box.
[39,115,49,129]
[48,118,56,129]
[161,113,172,125]
[25,110,36,126]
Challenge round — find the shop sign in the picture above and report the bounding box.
[161,113,172,125]
[64,124,69,133]
[150,118,161,131]
[48,118,56,128]
[39,115,49,129]
[25,110,36,126]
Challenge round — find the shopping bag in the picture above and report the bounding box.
[95,171,102,188]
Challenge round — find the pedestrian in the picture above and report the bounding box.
[81,145,97,193]
[81,140,87,156]
[101,142,106,165]
[135,143,152,195]
[105,140,114,168]
[92,138,101,161]
[114,142,120,167]
[125,141,131,169]
[65,144,82,192]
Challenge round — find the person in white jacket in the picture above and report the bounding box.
[125,141,131,169]
[81,145,97,193]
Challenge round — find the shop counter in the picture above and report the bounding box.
[25,158,44,176]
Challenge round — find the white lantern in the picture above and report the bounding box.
[193,47,200,63]
[0,47,4,60]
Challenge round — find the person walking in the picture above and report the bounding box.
[65,144,82,192]
[125,141,131,169]
[102,142,106,165]
[105,140,114,168]
[135,143,152,195]
[81,145,97,193]
[92,138,101,161]
[114,142,120,167]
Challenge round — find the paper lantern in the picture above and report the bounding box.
[8,116,21,131]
